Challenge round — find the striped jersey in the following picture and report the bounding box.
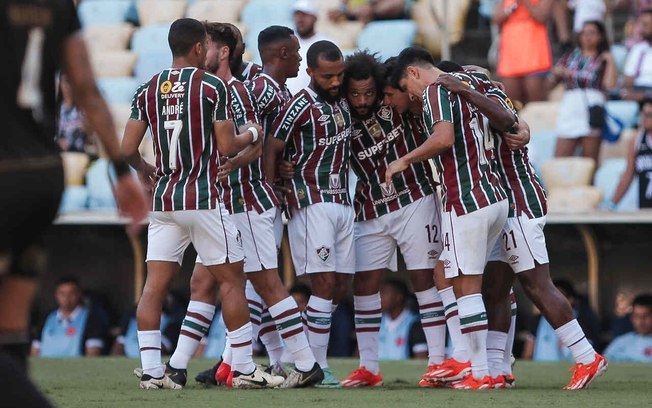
[271,88,352,209]
[220,77,279,213]
[236,61,262,83]
[422,72,506,215]
[249,73,293,136]
[466,70,547,218]
[129,67,230,211]
[350,104,436,221]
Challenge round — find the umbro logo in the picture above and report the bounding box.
[509,255,519,264]
[428,250,439,259]
[443,259,452,268]
[318,115,330,122]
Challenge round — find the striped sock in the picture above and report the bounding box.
[502,290,517,374]
[245,281,263,341]
[487,330,508,377]
[229,322,255,374]
[138,330,164,377]
[415,288,446,365]
[304,296,332,369]
[458,293,489,379]
[169,301,215,369]
[555,319,596,365]
[269,296,315,372]
[439,286,469,362]
[259,309,284,365]
[354,293,382,374]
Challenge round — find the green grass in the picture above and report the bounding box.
[30,358,651,408]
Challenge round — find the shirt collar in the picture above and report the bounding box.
[57,305,83,322]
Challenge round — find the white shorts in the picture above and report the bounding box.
[441,200,509,278]
[355,195,442,272]
[488,215,549,273]
[147,206,244,266]
[556,88,605,138]
[288,202,355,275]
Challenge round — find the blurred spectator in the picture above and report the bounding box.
[286,0,334,95]
[328,0,414,24]
[604,294,652,362]
[31,277,107,358]
[606,98,652,209]
[493,0,554,104]
[568,0,607,34]
[378,279,427,360]
[617,0,652,49]
[529,279,601,361]
[112,306,180,358]
[55,74,93,153]
[610,289,635,338]
[621,9,652,101]
[549,20,617,164]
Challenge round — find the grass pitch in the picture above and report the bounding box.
[31,358,651,408]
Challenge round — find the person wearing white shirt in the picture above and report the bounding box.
[622,10,652,100]
[286,0,333,95]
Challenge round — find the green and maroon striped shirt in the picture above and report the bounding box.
[350,105,436,221]
[130,67,230,211]
[422,72,507,215]
[271,88,352,209]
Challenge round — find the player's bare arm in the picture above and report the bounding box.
[122,120,156,191]
[262,137,287,183]
[502,120,531,151]
[213,120,261,157]
[63,33,148,230]
[217,143,263,181]
[435,74,516,132]
[385,121,454,185]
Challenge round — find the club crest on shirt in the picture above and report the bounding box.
[333,110,345,128]
[329,174,341,189]
[379,182,396,197]
[378,105,392,121]
[317,246,330,262]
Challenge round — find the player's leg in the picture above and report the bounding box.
[189,207,284,389]
[168,264,217,377]
[137,212,187,389]
[240,208,320,386]
[341,216,391,386]
[448,201,508,389]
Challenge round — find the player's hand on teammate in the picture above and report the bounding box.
[385,158,409,186]
[218,156,234,181]
[503,121,531,151]
[435,74,467,94]
[114,173,149,236]
[279,160,295,180]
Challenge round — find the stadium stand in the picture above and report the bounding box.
[356,20,417,61]
[136,0,188,26]
[97,77,142,104]
[90,50,138,78]
[78,0,132,27]
[83,23,135,51]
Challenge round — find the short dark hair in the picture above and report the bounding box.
[640,97,652,110]
[436,60,464,73]
[307,40,342,69]
[56,275,80,288]
[383,278,409,302]
[258,25,294,58]
[633,294,652,309]
[343,51,385,97]
[168,18,207,57]
[224,22,243,43]
[391,46,436,86]
[289,283,312,299]
[204,22,238,59]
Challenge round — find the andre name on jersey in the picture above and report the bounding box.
[160,80,186,116]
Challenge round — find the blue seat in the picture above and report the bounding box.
[86,159,117,210]
[594,158,639,211]
[78,0,132,26]
[241,0,294,30]
[605,100,639,129]
[58,186,89,213]
[97,77,141,104]
[356,20,417,61]
[525,130,557,180]
[131,24,172,54]
[611,44,628,74]
[134,50,172,83]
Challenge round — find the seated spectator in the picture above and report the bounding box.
[378,279,427,360]
[604,294,652,362]
[329,297,355,357]
[55,74,93,154]
[531,279,601,361]
[549,20,617,165]
[610,289,635,338]
[328,0,414,25]
[621,9,652,101]
[605,98,652,209]
[31,277,107,358]
[289,282,312,312]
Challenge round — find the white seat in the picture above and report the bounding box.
[541,157,596,189]
[594,158,639,211]
[83,23,135,51]
[519,101,560,136]
[186,0,244,22]
[90,50,137,78]
[547,186,602,213]
[599,127,638,162]
[61,152,90,186]
[137,0,188,26]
